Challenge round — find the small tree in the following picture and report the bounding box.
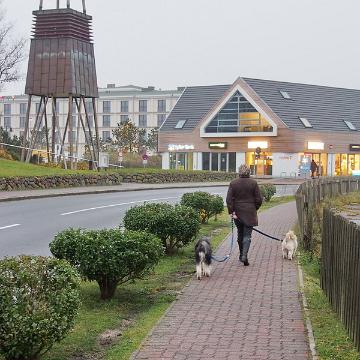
[145,128,158,152]
[123,203,201,254]
[0,256,81,360]
[50,229,163,300]
[0,127,22,160]
[181,192,224,223]
[260,184,277,202]
[112,119,145,153]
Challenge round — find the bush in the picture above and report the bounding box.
[0,256,81,360]
[180,191,224,223]
[260,184,277,202]
[50,229,163,300]
[123,203,201,254]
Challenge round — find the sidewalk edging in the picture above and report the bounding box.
[297,262,319,360]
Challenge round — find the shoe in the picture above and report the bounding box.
[243,259,249,266]
[239,254,243,262]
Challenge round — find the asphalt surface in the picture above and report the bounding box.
[0,185,298,258]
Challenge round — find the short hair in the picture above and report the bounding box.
[238,164,251,178]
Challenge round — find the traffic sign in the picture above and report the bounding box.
[142,154,149,160]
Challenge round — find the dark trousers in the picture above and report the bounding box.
[234,218,253,261]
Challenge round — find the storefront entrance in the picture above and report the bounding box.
[299,153,327,177]
[246,152,272,176]
[202,152,236,172]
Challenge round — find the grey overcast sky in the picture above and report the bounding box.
[2,0,360,95]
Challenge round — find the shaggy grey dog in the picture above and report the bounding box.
[195,237,212,280]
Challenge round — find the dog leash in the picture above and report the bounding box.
[251,227,282,242]
[211,218,235,262]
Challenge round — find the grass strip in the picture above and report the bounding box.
[298,252,360,360]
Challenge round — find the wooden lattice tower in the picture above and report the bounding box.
[21,0,100,170]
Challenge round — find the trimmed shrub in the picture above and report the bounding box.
[0,256,81,360]
[180,191,224,223]
[211,194,225,220]
[123,203,200,254]
[50,229,163,300]
[260,184,277,202]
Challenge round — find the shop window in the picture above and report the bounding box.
[211,153,218,171]
[220,153,227,171]
[229,152,236,172]
[202,152,210,170]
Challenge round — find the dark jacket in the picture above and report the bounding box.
[226,177,263,226]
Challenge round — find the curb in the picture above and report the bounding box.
[297,261,319,360]
[0,183,229,203]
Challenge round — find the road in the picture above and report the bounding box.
[0,185,297,258]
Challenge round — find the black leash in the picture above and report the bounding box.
[211,218,235,262]
[252,227,282,242]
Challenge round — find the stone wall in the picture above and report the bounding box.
[0,171,237,191]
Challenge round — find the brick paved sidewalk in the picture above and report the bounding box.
[132,202,309,360]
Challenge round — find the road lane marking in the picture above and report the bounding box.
[60,197,179,216]
[0,224,21,230]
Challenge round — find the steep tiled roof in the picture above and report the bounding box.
[160,77,360,133]
[160,85,230,131]
[243,77,360,132]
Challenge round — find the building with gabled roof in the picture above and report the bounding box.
[159,77,360,177]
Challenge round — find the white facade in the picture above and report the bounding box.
[0,84,182,156]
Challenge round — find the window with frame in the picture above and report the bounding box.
[87,115,94,128]
[35,102,43,114]
[68,131,76,142]
[158,99,166,112]
[139,114,147,128]
[103,115,111,127]
[103,101,111,113]
[85,101,93,114]
[120,115,128,124]
[4,117,11,128]
[102,131,111,142]
[157,114,166,127]
[20,117,26,128]
[20,103,27,115]
[205,91,273,133]
[4,104,11,115]
[121,101,129,113]
[139,100,147,112]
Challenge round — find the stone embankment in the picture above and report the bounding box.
[0,171,237,191]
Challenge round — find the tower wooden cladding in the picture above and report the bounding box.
[22,0,100,170]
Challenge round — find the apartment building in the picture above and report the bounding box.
[0,84,182,156]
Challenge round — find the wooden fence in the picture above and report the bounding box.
[321,208,360,351]
[295,177,360,251]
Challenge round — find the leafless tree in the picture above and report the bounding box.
[0,1,26,88]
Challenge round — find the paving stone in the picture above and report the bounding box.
[132,202,309,359]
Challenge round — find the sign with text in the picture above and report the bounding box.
[349,144,360,152]
[99,152,109,168]
[208,142,227,150]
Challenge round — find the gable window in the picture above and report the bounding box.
[299,117,312,128]
[344,120,356,130]
[175,119,187,129]
[205,91,273,134]
[280,90,291,99]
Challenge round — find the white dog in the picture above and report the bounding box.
[282,230,298,260]
[195,237,212,280]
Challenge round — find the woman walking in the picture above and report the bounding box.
[226,164,263,266]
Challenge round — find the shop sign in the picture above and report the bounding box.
[208,142,227,149]
[349,144,360,152]
[308,141,324,150]
[168,144,194,151]
[248,141,268,149]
